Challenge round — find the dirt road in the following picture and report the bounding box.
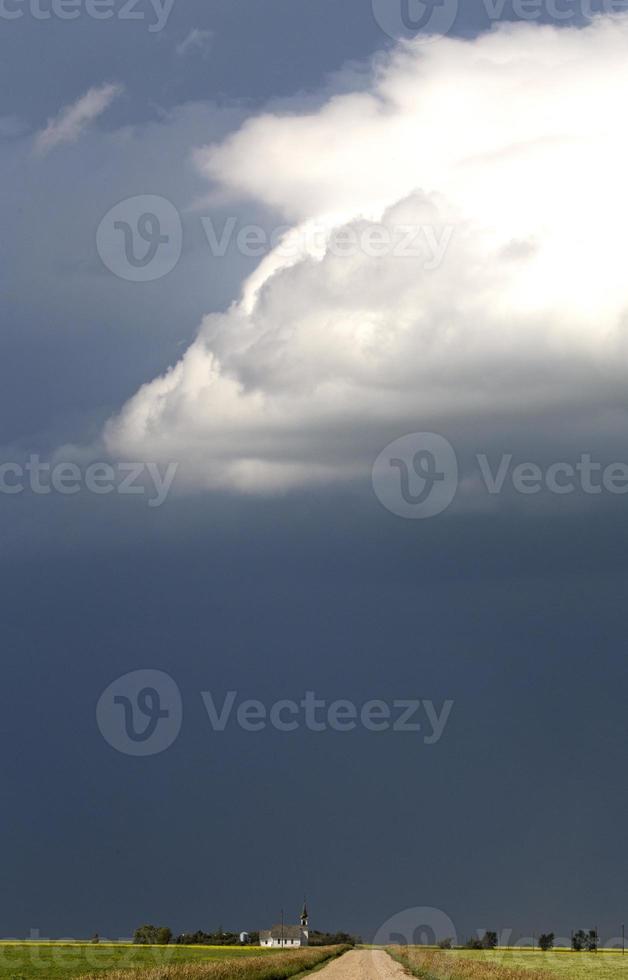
[313,950,408,980]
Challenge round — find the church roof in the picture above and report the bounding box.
[260,925,306,940]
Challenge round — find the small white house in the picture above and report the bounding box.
[260,904,309,947]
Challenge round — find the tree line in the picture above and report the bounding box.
[437,929,600,951]
[520,929,599,952]
[309,931,359,946]
[132,926,358,946]
[134,926,254,945]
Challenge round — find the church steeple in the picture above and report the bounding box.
[300,900,308,927]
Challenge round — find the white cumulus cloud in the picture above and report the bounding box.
[105,16,628,494]
[35,83,123,155]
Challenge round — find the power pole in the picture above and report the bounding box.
[281,909,284,949]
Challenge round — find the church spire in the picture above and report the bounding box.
[300,900,308,927]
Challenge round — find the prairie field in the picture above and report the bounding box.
[0,942,345,980]
[389,944,628,980]
[482,948,628,979]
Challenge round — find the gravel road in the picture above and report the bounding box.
[313,950,408,980]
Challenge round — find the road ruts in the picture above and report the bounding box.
[311,950,409,980]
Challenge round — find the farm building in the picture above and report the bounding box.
[259,904,309,947]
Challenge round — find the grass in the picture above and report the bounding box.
[388,944,628,980]
[0,942,315,980]
[77,944,350,980]
[458,948,628,979]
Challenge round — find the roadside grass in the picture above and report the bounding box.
[76,944,351,980]
[388,945,628,980]
[388,946,548,980]
[455,949,628,979]
[0,942,278,979]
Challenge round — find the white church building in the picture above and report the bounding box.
[260,904,309,947]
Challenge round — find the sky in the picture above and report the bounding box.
[1,0,628,949]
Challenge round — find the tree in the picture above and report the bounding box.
[538,933,554,952]
[587,930,598,952]
[437,939,453,949]
[134,925,172,945]
[572,930,587,952]
[308,931,358,947]
[176,930,240,946]
[465,937,484,950]
[481,932,498,950]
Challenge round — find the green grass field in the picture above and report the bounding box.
[390,944,628,980]
[459,948,628,979]
[0,942,273,979]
